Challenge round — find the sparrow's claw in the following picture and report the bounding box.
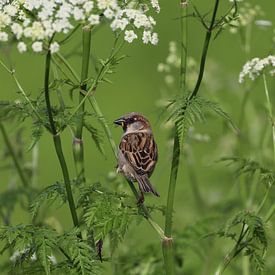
[137,193,145,205]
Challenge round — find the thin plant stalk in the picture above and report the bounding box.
[263,73,275,162]
[0,122,28,188]
[163,1,221,273]
[188,0,220,101]
[44,50,79,228]
[162,2,188,273]
[73,26,92,183]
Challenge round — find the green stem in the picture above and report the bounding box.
[55,52,80,83]
[0,122,28,187]
[88,96,117,158]
[162,2,189,273]
[256,183,272,215]
[163,133,180,274]
[127,179,165,239]
[163,1,220,273]
[73,26,92,183]
[215,223,247,274]
[44,50,79,228]
[263,73,275,162]
[188,0,220,101]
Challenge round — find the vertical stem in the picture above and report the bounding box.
[88,96,118,158]
[162,2,188,274]
[164,135,181,238]
[0,122,28,188]
[73,26,92,183]
[163,0,221,273]
[188,0,220,101]
[163,133,180,275]
[44,50,79,228]
[263,73,275,162]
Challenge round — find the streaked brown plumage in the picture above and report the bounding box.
[114,112,159,201]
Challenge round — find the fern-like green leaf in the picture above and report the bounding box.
[29,182,66,220]
[59,230,98,275]
[167,95,237,147]
[84,122,105,157]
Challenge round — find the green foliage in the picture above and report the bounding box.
[84,122,105,157]
[220,156,275,187]
[0,100,31,122]
[167,94,237,147]
[216,210,268,272]
[80,184,135,249]
[29,183,66,220]
[59,229,99,275]
[0,224,100,275]
[0,225,58,274]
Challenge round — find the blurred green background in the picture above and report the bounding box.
[1,0,275,274]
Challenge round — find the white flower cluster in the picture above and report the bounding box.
[239,55,275,83]
[157,41,182,85]
[0,0,160,53]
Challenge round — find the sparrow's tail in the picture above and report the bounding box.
[137,175,160,197]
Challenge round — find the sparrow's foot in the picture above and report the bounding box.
[137,193,145,205]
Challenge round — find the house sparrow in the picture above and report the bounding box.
[114,112,159,202]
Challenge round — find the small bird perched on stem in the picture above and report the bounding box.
[114,112,159,203]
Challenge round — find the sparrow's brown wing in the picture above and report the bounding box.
[119,132,158,176]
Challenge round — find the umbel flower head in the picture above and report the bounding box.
[239,55,275,83]
[0,0,160,53]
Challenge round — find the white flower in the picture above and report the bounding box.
[11,23,23,39]
[157,63,170,73]
[30,21,46,40]
[239,55,275,83]
[50,42,60,53]
[73,7,85,21]
[255,20,272,27]
[125,9,137,20]
[151,32,158,45]
[124,30,137,43]
[165,75,174,85]
[0,31,8,41]
[88,14,100,25]
[0,13,12,28]
[142,30,151,44]
[0,0,160,52]
[134,14,149,28]
[110,18,128,31]
[4,4,18,16]
[32,41,43,52]
[103,8,114,19]
[31,252,37,261]
[83,1,94,13]
[48,255,57,265]
[10,250,21,262]
[169,41,177,53]
[151,0,160,13]
[17,42,27,53]
[97,0,117,10]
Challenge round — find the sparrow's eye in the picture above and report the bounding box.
[128,117,135,123]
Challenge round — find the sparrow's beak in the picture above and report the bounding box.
[113,117,126,127]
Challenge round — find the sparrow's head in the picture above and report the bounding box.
[114,112,151,132]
